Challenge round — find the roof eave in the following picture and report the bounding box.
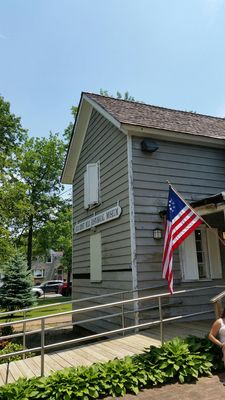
[61,97,93,184]
[121,123,225,148]
[61,94,127,184]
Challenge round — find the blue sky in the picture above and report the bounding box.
[1,0,225,138]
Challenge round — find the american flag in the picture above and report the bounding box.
[162,186,202,294]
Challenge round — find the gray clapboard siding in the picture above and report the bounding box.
[132,136,225,300]
[134,173,225,190]
[134,181,223,198]
[133,157,225,175]
[74,281,132,293]
[72,110,132,331]
[134,164,225,181]
[133,139,225,157]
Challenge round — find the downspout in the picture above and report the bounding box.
[127,134,139,327]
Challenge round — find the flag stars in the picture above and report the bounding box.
[169,199,176,212]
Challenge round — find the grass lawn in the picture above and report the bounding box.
[0,297,72,322]
[29,296,72,318]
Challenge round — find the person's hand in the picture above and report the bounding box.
[221,343,225,351]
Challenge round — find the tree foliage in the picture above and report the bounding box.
[16,134,66,267]
[99,89,135,101]
[0,95,26,174]
[0,96,28,263]
[32,202,72,260]
[0,95,72,271]
[0,252,35,311]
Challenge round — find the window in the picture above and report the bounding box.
[84,163,100,209]
[57,269,63,280]
[90,233,102,282]
[32,269,45,278]
[180,226,222,281]
[195,229,209,279]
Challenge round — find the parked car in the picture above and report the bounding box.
[32,287,44,298]
[38,280,64,294]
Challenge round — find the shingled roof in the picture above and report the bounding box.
[84,92,225,140]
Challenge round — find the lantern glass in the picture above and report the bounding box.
[153,229,162,240]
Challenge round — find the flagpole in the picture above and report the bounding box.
[167,180,225,248]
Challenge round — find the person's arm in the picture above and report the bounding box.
[208,319,224,348]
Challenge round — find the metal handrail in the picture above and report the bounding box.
[210,288,225,318]
[210,290,225,303]
[0,285,218,328]
[0,285,219,382]
[0,309,211,362]
[0,303,171,341]
[0,283,169,318]
[1,283,223,319]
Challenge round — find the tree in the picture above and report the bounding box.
[32,202,72,280]
[63,106,78,144]
[0,252,35,312]
[0,96,27,263]
[0,180,31,264]
[16,134,66,268]
[0,95,26,175]
[99,89,135,101]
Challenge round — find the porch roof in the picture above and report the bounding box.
[159,191,225,218]
[191,192,225,208]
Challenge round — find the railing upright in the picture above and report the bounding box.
[41,319,45,377]
[158,297,164,345]
[121,293,125,335]
[22,311,26,360]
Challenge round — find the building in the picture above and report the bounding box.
[61,92,225,332]
[31,250,64,284]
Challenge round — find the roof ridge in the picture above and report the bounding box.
[83,92,225,122]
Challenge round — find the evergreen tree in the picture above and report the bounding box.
[0,252,35,312]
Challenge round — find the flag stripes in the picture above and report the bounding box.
[162,186,202,294]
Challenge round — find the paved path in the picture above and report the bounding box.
[105,372,225,400]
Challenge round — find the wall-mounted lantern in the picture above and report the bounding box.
[141,139,159,153]
[153,228,162,240]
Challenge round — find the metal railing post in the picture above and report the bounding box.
[158,297,164,345]
[121,293,125,335]
[41,319,45,376]
[5,360,10,385]
[23,311,26,359]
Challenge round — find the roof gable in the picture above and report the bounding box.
[61,92,225,184]
[84,92,225,140]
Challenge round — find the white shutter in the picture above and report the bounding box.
[84,171,89,209]
[90,233,102,282]
[180,232,199,280]
[206,228,222,279]
[87,164,99,206]
[84,163,99,209]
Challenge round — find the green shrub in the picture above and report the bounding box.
[135,336,213,383]
[184,335,224,371]
[0,342,33,364]
[0,324,14,338]
[0,336,220,399]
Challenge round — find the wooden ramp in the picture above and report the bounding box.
[0,321,211,385]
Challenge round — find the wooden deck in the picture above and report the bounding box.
[0,320,211,385]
